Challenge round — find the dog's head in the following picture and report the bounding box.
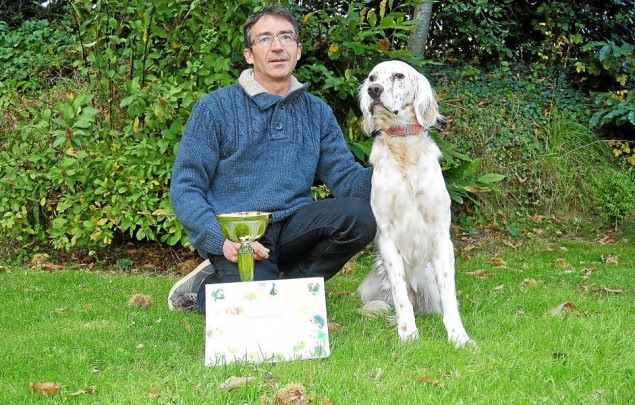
[359,60,440,135]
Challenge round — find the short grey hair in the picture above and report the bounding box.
[243,5,300,47]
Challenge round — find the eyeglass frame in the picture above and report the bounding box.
[250,31,298,48]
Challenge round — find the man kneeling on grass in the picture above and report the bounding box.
[167,5,375,313]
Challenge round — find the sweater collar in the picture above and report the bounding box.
[239,69,307,110]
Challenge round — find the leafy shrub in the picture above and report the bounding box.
[582,41,635,149]
[0,0,505,254]
[0,19,74,91]
[591,168,635,229]
[432,65,622,223]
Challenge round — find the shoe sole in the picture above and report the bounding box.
[167,259,212,310]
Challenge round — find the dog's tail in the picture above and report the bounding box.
[358,259,442,314]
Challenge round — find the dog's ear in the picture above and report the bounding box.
[413,74,441,129]
[359,79,376,136]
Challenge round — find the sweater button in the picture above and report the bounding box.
[275,122,283,130]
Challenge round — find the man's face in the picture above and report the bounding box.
[243,15,302,87]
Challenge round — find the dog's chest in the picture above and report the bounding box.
[369,136,450,263]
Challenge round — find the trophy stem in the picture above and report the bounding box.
[237,242,255,281]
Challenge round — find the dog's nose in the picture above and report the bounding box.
[367,84,383,100]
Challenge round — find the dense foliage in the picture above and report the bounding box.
[0,0,633,255]
[428,0,634,165]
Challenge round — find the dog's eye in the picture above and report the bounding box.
[368,74,376,82]
[393,73,405,80]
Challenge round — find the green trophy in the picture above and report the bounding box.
[216,211,271,281]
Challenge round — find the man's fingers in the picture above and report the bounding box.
[251,242,270,261]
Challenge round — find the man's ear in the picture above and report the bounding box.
[296,43,302,61]
[243,48,254,65]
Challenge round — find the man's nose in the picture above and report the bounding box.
[270,36,285,49]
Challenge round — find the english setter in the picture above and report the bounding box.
[358,60,472,347]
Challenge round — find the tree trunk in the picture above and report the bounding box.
[408,0,434,56]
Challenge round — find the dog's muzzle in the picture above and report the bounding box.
[368,84,384,114]
[367,83,384,100]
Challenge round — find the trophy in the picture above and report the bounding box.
[216,211,271,281]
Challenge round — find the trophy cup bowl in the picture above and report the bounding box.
[216,211,271,281]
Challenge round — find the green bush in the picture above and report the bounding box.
[0,0,501,254]
[0,19,73,90]
[432,65,624,225]
[592,168,635,229]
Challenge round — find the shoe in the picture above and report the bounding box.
[169,292,199,311]
[168,259,214,310]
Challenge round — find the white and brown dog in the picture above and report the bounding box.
[358,60,472,347]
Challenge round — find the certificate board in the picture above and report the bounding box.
[204,277,330,366]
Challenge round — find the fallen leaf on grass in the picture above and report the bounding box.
[30,382,60,396]
[147,388,161,397]
[597,233,616,244]
[527,214,545,223]
[555,258,572,270]
[177,258,201,276]
[461,243,477,255]
[327,321,342,332]
[531,228,544,236]
[273,383,309,404]
[415,375,444,387]
[180,319,193,331]
[502,240,521,249]
[477,98,492,108]
[69,386,97,396]
[582,284,625,295]
[465,270,491,278]
[522,278,538,288]
[28,253,50,267]
[601,286,625,294]
[372,368,385,380]
[581,267,598,278]
[327,290,354,298]
[548,301,576,316]
[218,376,255,391]
[493,284,504,292]
[487,256,507,267]
[28,253,63,270]
[129,294,153,308]
[53,306,70,315]
[601,254,619,264]
[340,260,356,274]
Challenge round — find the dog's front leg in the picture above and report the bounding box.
[432,237,472,347]
[377,234,418,341]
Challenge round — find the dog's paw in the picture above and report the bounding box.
[448,331,474,348]
[359,300,392,317]
[398,325,419,341]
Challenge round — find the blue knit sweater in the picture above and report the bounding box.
[170,70,372,256]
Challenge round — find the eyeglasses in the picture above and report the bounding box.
[251,32,297,47]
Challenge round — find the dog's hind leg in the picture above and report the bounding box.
[431,237,472,347]
[377,234,419,341]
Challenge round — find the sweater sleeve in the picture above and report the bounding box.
[169,99,226,255]
[316,103,373,199]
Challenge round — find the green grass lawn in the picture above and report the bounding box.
[1,239,633,404]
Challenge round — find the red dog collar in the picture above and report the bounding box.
[383,124,423,137]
